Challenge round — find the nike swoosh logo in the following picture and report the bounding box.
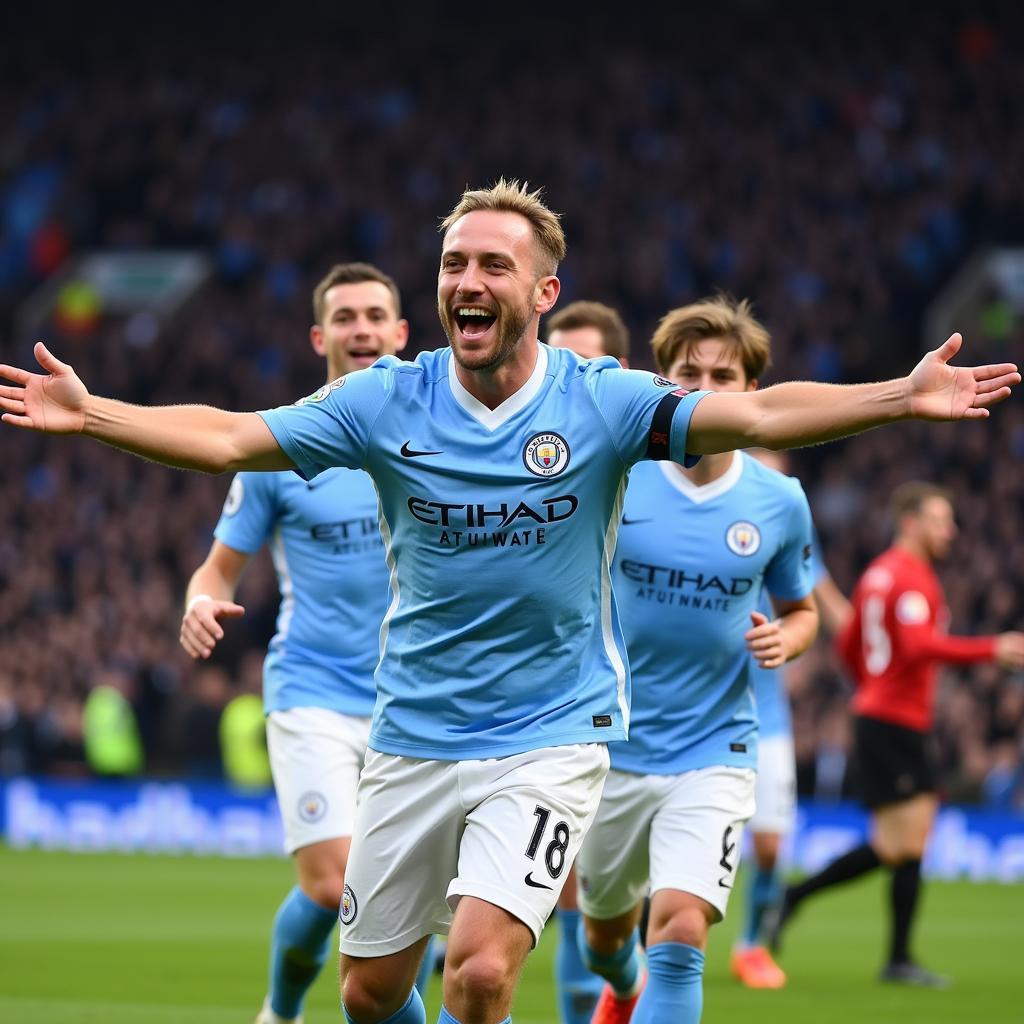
[401,441,443,458]
[524,872,553,891]
[622,517,653,525]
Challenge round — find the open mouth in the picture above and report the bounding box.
[348,348,380,364]
[454,306,497,339]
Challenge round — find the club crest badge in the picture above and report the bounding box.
[297,791,327,823]
[523,432,571,478]
[725,520,761,557]
[340,884,358,925]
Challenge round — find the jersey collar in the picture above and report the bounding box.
[658,450,743,504]
[447,343,548,431]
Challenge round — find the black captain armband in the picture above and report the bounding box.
[645,388,690,460]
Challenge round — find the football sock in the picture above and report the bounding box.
[741,865,782,947]
[631,942,704,1024]
[268,886,336,1019]
[415,936,436,996]
[888,858,922,965]
[788,842,881,906]
[554,908,603,1023]
[343,988,426,1024]
[436,1009,509,1024]
[578,922,643,997]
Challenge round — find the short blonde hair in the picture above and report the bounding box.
[440,178,567,275]
[546,300,630,360]
[650,295,771,383]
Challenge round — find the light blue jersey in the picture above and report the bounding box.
[751,531,826,738]
[258,344,707,761]
[610,453,814,775]
[213,468,384,717]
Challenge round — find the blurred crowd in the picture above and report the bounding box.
[1,3,1022,807]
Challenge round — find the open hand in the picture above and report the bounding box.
[0,342,90,434]
[907,334,1020,421]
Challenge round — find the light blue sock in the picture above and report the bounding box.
[631,942,704,1024]
[415,936,436,997]
[343,988,426,1024]
[554,909,603,1023]
[268,886,336,1019]
[742,866,782,947]
[577,922,642,997]
[437,1010,509,1024]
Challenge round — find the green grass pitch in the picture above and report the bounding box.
[1,846,1021,1023]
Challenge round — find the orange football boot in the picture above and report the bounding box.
[589,973,646,1024]
[730,946,787,989]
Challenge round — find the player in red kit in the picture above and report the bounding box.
[769,482,1024,986]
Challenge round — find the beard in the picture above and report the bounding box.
[439,296,533,373]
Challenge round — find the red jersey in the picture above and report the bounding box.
[836,545,996,732]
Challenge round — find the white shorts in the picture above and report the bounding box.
[576,765,755,922]
[749,734,796,835]
[339,743,609,956]
[266,707,371,855]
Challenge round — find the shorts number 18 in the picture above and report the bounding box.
[525,805,570,879]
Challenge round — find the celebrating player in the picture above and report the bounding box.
[768,481,1024,986]
[574,297,818,1024]
[730,448,852,990]
[545,300,630,1024]
[1,180,1019,1024]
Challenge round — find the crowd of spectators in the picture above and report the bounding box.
[2,3,1022,807]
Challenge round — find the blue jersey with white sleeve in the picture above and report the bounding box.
[610,453,815,775]
[257,344,707,761]
[213,468,385,717]
[750,529,826,738]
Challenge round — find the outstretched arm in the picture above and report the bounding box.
[686,334,1019,455]
[0,343,292,474]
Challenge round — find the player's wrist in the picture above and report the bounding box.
[185,593,214,615]
[80,394,108,437]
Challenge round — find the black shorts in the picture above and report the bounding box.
[853,715,936,810]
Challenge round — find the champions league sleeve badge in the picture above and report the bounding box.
[523,432,571,477]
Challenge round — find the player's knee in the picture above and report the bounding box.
[650,905,711,950]
[341,971,404,1024]
[445,949,515,1008]
[302,872,346,912]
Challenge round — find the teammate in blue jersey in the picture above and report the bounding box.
[3,180,1019,1024]
[545,300,631,1024]
[730,449,853,991]
[178,263,416,1024]
[574,297,819,1024]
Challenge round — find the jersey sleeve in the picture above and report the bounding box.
[891,588,997,664]
[586,362,709,468]
[764,481,816,601]
[256,363,394,480]
[213,473,277,554]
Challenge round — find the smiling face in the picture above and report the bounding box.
[664,337,757,394]
[311,280,408,380]
[438,209,558,373]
